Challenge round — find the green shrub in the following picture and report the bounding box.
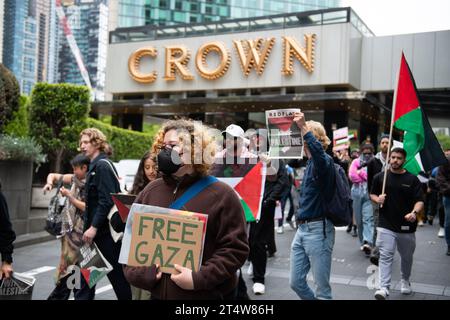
[437,134,450,151]
[86,118,154,161]
[0,134,46,165]
[4,95,29,137]
[0,64,20,132]
[29,83,91,172]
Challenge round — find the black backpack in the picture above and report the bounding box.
[322,163,353,227]
[44,178,66,237]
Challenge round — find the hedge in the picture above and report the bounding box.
[86,118,155,161]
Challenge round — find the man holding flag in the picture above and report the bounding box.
[370,148,424,299]
[370,52,446,299]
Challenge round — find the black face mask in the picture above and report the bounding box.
[157,147,182,176]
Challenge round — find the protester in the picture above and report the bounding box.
[44,154,95,300]
[123,119,249,299]
[349,143,375,256]
[213,124,258,299]
[278,164,295,234]
[0,180,16,280]
[246,129,287,295]
[366,135,390,262]
[436,149,450,256]
[289,111,336,300]
[79,128,132,300]
[370,147,424,299]
[128,151,158,300]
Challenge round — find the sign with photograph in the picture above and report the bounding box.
[265,108,304,159]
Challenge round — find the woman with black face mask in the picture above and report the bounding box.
[123,119,249,300]
[349,143,375,256]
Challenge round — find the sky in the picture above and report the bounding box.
[342,0,450,36]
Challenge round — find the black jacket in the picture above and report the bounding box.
[367,157,383,193]
[84,153,121,237]
[0,190,16,263]
[437,157,450,196]
[263,159,288,204]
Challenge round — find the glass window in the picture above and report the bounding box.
[25,21,36,33]
[173,12,185,22]
[24,41,35,50]
[190,3,198,12]
[175,1,182,10]
[219,6,229,16]
[23,57,35,73]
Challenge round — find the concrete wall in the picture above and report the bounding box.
[0,161,33,235]
[361,30,450,91]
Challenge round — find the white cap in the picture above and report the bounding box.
[222,124,250,145]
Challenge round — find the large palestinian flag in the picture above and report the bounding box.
[210,160,266,222]
[392,53,447,175]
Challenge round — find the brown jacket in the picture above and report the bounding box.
[123,174,249,300]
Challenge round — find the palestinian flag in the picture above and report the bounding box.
[210,160,266,222]
[77,243,113,288]
[111,193,136,222]
[393,53,447,175]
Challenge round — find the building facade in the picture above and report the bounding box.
[0,0,4,63]
[115,0,341,28]
[100,7,450,145]
[2,0,38,95]
[56,0,109,100]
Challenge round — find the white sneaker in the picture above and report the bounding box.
[374,287,389,300]
[247,263,253,276]
[400,279,412,295]
[418,220,424,227]
[438,227,445,238]
[277,226,284,234]
[253,282,265,295]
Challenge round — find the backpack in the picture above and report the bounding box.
[322,163,353,227]
[45,178,66,237]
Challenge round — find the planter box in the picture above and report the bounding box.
[0,160,33,236]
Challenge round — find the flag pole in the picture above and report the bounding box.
[380,52,403,204]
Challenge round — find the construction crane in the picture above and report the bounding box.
[54,0,92,89]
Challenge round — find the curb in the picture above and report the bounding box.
[14,231,55,249]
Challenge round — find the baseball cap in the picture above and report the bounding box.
[222,124,250,145]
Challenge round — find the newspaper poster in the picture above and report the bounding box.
[119,204,208,274]
[77,243,113,288]
[265,109,304,159]
[0,272,36,300]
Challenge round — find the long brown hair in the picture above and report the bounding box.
[130,151,157,195]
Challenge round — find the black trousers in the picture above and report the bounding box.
[249,201,276,284]
[94,233,132,300]
[280,191,294,227]
[47,273,95,300]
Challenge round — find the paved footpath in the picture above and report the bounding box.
[11,221,450,300]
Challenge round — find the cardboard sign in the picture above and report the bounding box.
[127,212,205,274]
[333,127,350,151]
[265,108,304,159]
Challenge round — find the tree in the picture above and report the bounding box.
[0,64,20,132]
[4,95,29,137]
[29,83,91,172]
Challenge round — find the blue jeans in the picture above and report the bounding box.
[443,196,450,246]
[351,186,374,246]
[290,219,335,300]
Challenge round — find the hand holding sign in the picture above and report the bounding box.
[170,264,194,290]
[293,111,308,134]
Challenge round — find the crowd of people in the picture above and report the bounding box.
[1,111,449,301]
